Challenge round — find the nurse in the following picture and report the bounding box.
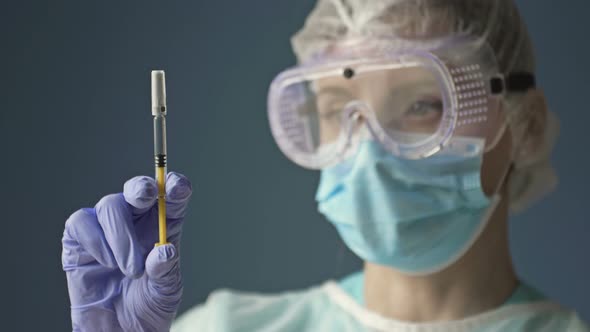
[62,1,589,331]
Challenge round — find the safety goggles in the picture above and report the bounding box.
[267,38,535,169]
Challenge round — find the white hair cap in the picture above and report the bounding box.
[291,0,558,212]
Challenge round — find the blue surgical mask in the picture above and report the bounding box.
[315,140,501,275]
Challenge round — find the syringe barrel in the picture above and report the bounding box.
[153,116,167,167]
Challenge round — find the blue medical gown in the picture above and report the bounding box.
[171,272,589,331]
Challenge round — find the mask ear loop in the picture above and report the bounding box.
[486,71,537,195]
[487,111,517,202]
[501,104,538,206]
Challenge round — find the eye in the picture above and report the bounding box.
[404,99,443,122]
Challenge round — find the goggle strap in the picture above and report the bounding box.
[490,72,536,95]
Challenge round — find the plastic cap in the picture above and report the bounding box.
[151,70,166,115]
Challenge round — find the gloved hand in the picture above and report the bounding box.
[62,172,192,332]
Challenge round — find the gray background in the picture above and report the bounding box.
[1,1,588,330]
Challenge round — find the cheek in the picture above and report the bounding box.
[319,118,340,144]
[452,96,510,196]
[453,97,505,146]
[480,127,513,196]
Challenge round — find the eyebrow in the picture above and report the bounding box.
[315,86,353,100]
[385,80,440,99]
[314,77,440,103]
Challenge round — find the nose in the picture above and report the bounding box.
[338,101,375,151]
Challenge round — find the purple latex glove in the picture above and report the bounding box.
[62,172,192,332]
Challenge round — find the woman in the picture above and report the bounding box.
[62,1,589,331]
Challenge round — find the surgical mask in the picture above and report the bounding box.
[315,139,504,275]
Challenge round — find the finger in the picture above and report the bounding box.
[62,208,117,270]
[145,244,180,284]
[165,172,192,220]
[95,193,144,278]
[144,244,182,312]
[123,176,158,216]
[112,244,181,326]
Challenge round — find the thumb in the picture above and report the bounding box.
[118,244,181,330]
[145,244,182,307]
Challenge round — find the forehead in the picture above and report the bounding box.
[314,66,440,93]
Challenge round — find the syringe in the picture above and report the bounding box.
[152,70,168,246]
